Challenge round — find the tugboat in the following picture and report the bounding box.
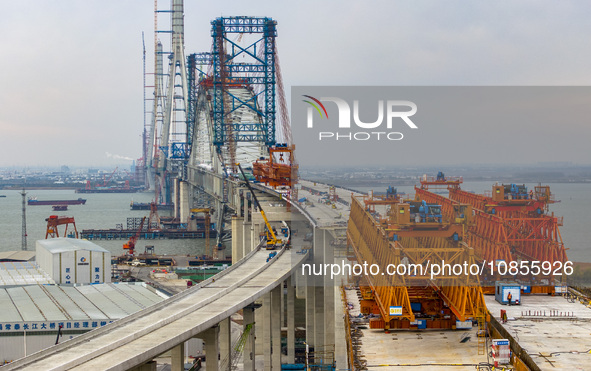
[52,205,68,211]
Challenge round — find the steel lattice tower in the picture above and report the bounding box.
[211,17,277,171]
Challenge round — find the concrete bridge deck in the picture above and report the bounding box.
[4,246,307,371]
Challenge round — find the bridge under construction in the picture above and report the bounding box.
[5,1,589,370]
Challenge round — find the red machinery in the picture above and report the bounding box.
[45,215,78,239]
[123,216,146,256]
[252,144,297,188]
[416,173,567,294]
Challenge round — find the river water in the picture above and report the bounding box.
[0,189,207,257]
[0,181,589,262]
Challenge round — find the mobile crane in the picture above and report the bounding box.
[236,163,282,249]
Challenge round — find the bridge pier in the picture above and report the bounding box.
[179,181,190,223]
[271,285,282,369]
[201,326,219,371]
[171,343,185,371]
[305,275,315,353]
[129,361,157,371]
[323,229,336,349]
[243,305,256,371]
[263,293,272,370]
[219,318,231,371]
[286,275,296,364]
[232,216,244,262]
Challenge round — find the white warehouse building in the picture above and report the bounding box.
[36,238,111,284]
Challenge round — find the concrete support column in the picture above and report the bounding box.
[243,306,256,371]
[174,177,180,219]
[129,361,157,371]
[334,279,348,370]
[263,293,272,371]
[179,180,190,223]
[271,285,282,370]
[313,228,325,353]
[305,272,315,351]
[232,216,244,263]
[202,326,219,371]
[295,264,306,299]
[314,286,325,352]
[287,275,296,364]
[324,230,335,348]
[255,299,264,356]
[243,221,252,257]
[243,192,250,221]
[171,343,185,371]
[219,318,231,371]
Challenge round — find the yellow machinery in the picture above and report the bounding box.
[237,163,282,249]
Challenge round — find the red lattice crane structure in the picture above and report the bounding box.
[347,193,487,333]
[123,216,146,257]
[417,173,567,294]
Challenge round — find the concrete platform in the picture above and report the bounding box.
[344,288,488,370]
[485,294,591,370]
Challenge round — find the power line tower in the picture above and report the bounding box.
[21,187,28,250]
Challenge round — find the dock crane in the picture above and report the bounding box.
[236,163,282,249]
[123,216,146,257]
[45,215,78,239]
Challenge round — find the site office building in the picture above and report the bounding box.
[36,238,111,284]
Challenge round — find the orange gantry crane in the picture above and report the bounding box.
[417,173,567,294]
[45,215,78,239]
[347,192,487,334]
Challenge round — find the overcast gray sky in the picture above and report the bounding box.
[1,1,590,167]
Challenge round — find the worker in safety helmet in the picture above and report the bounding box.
[507,292,512,306]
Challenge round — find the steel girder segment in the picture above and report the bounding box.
[347,197,414,323]
[415,188,513,263]
[399,236,486,322]
[447,188,567,265]
[449,188,488,211]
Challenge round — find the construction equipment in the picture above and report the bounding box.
[45,215,78,239]
[123,216,146,257]
[417,172,567,294]
[236,163,282,249]
[347,193,486,331]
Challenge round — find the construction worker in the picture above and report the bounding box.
[507,292,512,306]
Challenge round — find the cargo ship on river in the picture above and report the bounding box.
[27,197,86,206]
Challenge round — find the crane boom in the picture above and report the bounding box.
[123,216,146,256]
[236,163,280,248]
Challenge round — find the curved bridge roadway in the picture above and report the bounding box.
[4,245,306,371]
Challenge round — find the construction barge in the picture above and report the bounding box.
[81,228,216,240]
